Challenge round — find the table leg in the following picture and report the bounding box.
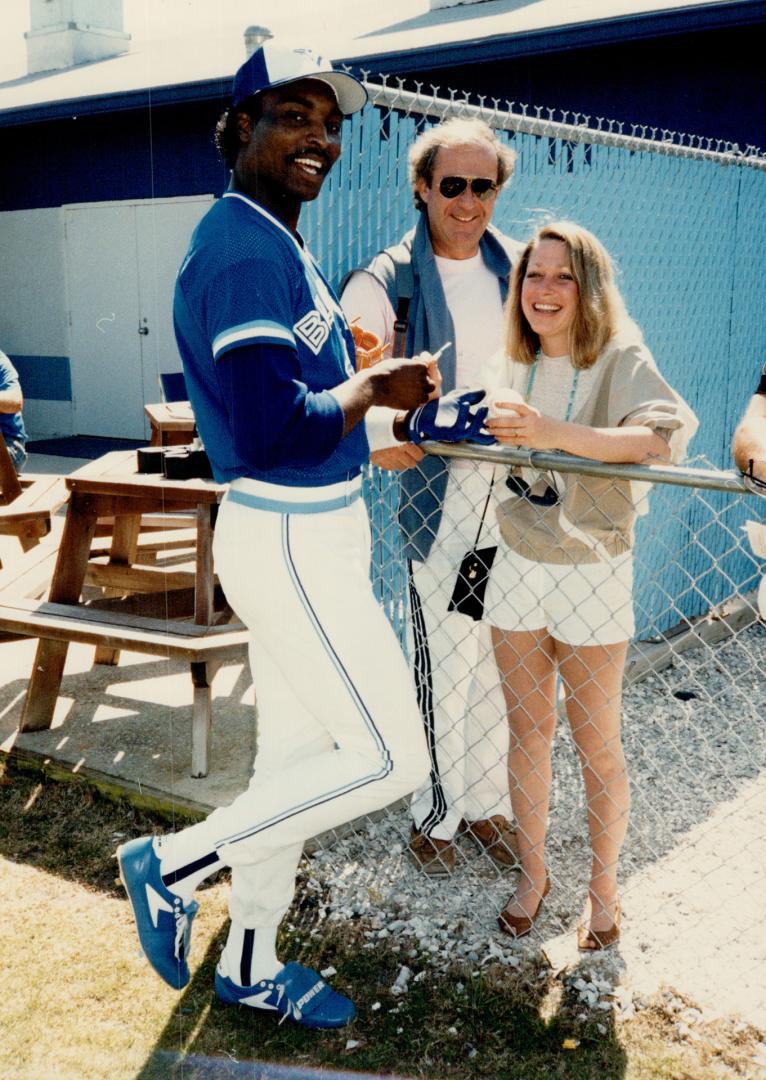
[194,504,214,626]
[188,507,217,776]
[20,498,98,732]
[191,660,223,778]
[94,513,141,666]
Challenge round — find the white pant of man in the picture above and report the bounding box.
[199,476,430,930]
[408,465,512,842]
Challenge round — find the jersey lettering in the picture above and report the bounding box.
[294,281,338,357]
[294,309,331,355]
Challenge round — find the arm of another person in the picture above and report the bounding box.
[0,386,23,414]
[487,402,670,463]
[340,270,426,469]
[0,355,23,414]
[733,393,766,476]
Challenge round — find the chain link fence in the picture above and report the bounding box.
[288,79,766,1010]
[303,448,766,991]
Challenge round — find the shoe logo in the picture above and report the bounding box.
[145,883,173,927]
[243,988,278,1011]
[295,980,325,1010]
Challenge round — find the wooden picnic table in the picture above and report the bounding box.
[144,400,196,447]
[0,450,248,777]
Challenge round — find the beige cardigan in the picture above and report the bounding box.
[484,333,699,565]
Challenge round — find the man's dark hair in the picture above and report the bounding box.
[215,95,263,169]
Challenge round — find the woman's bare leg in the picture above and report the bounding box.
[555,640,629,934]
[491,626,557,918]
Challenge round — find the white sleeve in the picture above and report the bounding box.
[365,405,398,451]
[341,271,399,451]
[480,346,513,394]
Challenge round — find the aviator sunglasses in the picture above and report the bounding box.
[437,175,499,201]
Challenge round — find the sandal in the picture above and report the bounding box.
[577,898,622,951]
[498,875,551,939]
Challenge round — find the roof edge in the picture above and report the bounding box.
[0,76,230,127]
[344,0,766,74]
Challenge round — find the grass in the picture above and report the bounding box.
[0,761,763,1080]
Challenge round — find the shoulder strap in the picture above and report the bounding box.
[363,237,415,357]
[392,258,414,358]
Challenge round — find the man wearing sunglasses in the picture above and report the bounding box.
[341,117,523,875]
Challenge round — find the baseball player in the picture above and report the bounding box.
[117,42,491,1028]
[341,118,522,875]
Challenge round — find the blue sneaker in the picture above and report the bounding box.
[117,836,199,989]
[215,961,356,1029]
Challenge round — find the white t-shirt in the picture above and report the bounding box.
[341,254,505,451]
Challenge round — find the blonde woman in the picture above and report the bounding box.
[482,221,697,948]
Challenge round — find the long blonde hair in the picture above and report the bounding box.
[506,221,627,369]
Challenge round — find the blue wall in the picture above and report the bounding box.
[0,99,228,212]
[10,354,71,400]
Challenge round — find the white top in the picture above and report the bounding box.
[527,352,597,418]
[433,253,505,388]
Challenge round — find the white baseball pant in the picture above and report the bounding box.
[201,474,429,929]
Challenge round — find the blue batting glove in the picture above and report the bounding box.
[406,388,496,446]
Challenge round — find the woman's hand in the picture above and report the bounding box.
[486,401,565,449]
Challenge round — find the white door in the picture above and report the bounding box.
[135,199,214,409]
[65,196,213,438]
[65,203,143,437]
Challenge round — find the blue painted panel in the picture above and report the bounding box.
[0,101,228,212]
[9,354,72,401]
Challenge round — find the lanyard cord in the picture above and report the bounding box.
[471,470,496,549]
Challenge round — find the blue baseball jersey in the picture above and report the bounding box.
[173,191,368,486]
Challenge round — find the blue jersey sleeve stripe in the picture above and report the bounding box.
[213,322,295,358]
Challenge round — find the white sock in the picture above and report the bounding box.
[152,831,221,905]
[219,922,281,986]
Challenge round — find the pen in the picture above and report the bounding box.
[428,341,452,363]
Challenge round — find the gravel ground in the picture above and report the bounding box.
[296,622,766,1031]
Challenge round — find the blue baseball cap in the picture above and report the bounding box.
[231,42,367,116]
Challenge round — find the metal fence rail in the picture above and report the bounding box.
[361,81,766,167]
